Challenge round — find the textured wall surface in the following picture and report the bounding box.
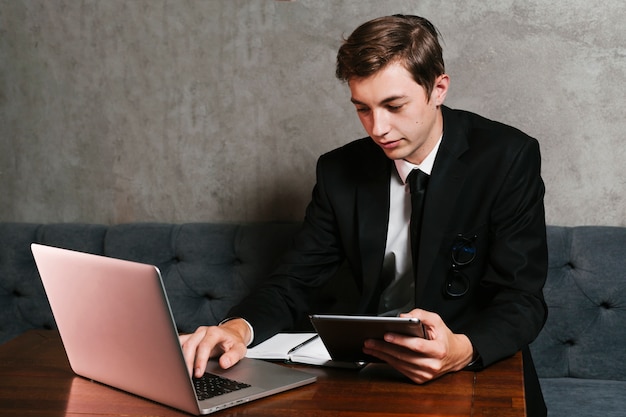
[1,0,624,226]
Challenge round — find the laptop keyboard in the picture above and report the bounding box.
[194,373,252,401]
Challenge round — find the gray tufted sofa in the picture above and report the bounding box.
[1,222,625,417]
[529,226,626,417]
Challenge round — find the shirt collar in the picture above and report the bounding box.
[394,136,443,184]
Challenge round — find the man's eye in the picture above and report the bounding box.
[387,105,403,112]
[356,107,370,114]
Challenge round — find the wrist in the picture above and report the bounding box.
[463,337,482,370]
[454,334,476,371]
[218,317,254,346]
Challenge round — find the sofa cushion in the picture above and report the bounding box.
[540,377,626,417]
[531,226,626,381]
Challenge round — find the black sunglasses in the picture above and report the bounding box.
[444,234,477,298]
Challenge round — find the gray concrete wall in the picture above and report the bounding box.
[1,0,624,226]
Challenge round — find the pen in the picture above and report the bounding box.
[287,335,320,355]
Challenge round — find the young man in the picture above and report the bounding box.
[181,15,548,415]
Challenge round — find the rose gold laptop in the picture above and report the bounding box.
[31,243,315,415]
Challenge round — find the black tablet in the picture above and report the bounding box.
[309,314,428,363]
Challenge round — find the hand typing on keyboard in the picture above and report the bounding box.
[179,319,251,378]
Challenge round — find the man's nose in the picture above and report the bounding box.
[371,110,391,137]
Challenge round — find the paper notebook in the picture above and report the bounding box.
[246,333,363,369]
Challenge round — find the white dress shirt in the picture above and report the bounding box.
[378,138,442,316]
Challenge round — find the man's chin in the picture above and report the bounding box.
[381,148,409,161]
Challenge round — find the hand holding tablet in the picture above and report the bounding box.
[309,314,428,363]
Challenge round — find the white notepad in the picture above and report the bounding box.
[246,333,331,365]
[246,333,365,369]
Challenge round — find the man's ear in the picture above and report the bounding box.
[431,74,450,106]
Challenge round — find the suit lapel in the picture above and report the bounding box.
[355,145,392,312]
[416,107,470,303]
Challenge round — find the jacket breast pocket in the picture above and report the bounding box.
[441,224,488,299]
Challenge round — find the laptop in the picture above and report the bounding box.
[31,243,316,415]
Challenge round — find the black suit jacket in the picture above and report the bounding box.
[230,106,548,369]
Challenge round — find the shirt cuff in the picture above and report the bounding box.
[465,353,483,370]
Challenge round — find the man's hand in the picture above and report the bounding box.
[362,309,474,384]
[179,319,251,378]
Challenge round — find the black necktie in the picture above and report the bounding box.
[407,169,429,304]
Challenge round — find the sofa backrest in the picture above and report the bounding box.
[530,226,626,381]
[0,222,317,344]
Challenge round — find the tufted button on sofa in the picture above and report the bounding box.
[1,222,625,416]
[529,226,626,417]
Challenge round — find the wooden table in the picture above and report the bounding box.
[0,330,525,416]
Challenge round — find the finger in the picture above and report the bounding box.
[400,310,445,342]
[364,340,443,381]
[399,308,425,318]
[364,338,419,363]
[362,344,432,383]
[192,330,224,378]
[179,327,218,378]
[218,343,247,369]
[400,309,440,325]
[365,335,446,377]
[193,340,216,378]
[180,330,205,376]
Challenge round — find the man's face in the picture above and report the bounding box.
[348,61,448,165]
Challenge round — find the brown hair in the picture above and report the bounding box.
[336,15,445,98]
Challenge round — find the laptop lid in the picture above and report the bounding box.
[31,243,316,415]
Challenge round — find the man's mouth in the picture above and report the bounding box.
[378,139,402,150]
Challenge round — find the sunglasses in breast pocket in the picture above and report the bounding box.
[444,234,477,298]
